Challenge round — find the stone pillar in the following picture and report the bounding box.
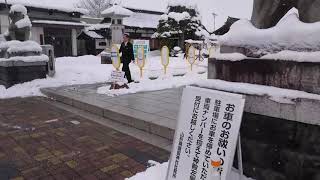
[0,15,9,34]
[71,29,78,56]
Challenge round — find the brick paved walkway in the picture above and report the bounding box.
[0,97,169,180]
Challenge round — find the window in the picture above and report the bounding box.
[99,42,107,46]
[117,19,122,24]
[112,19,115,24]
[40,34,44,45]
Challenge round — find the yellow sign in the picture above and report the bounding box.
[187,45,196,71]
[161,46,170,74]
[136,46,145,78]
[111,45,121,70]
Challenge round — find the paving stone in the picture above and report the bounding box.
[0,97,170,179]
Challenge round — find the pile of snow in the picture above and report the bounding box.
[261,50,320,62]
[101,5,133,17]
[0,0,88,14]
[1,54,49,62]
[10,4,27,15]
[0,55,113,99]
[0,41,42,53]
[126,162,254,180]
[219,13,320,54]
[167,12,191,22]
[212,52,247,61]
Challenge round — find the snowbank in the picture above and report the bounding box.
[261,50,320,62]
[126,162,254,180]
[0,55,113,99]
[0,41,42,53]
[212,53,247,61]
[219,13,320,53]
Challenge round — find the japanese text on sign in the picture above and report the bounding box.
[166,86,245,180]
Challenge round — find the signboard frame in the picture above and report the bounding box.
[111,44,121,70]
[187,46,196,71]
[166,86,246,180]
[133,39,150,59]
[161,46,170,74]
[136,46,145,78]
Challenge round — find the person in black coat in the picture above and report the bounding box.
[119,33,134,83]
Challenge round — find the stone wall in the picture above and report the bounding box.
[240,113,320,180]
[0,61,47,88]
[208,58,320,95]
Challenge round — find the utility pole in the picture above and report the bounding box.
[212,12,218,31]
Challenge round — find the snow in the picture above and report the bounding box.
[219,13,320,54]
[0,55,114,99]
[0,53,207,99]
[168,11,191,22]
[86,23,111,31]
[0,40,42,53]
[123,12,161,29]
[0,0,88,14]
[15,15,31,28]
[83,30,104,39]
[1,54,49,62]
[32,20,88,27]
[212,52,247,61]
[261,50,320,62]
[10,4,27,15]
[101,5,133,17]
[126,162,254,180]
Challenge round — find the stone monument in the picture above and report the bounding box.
[252,0,320,29]
[208,1,320,180]
[0,4,53,88]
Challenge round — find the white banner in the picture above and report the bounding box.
[166,86,245,180]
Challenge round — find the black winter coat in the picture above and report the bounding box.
[119,42,134,64]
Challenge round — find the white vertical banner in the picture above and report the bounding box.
[166,86,245,180]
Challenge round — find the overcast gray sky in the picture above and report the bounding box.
[67,0,254,31]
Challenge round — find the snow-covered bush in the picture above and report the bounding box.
[154,0,206,48]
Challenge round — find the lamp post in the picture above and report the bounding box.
[212,12,218,31]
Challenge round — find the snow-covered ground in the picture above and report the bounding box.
[126,161,254,180]
[0,53,207,99]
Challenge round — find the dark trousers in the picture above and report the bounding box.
[122,63,132,83]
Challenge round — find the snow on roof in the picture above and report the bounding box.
[86,23,111,31]
[219,13,320,52]
[32,20,88,27]
[123,12,161,29]
[122,0,166,13]
[83,30,104,39]
[101,5,133,17]
[0,0,88,14]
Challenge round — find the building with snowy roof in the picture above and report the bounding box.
[0,1,88,57]
[78,5,162,55]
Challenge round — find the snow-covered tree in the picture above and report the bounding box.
[155,0,205,49]
[77,0,113,17]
